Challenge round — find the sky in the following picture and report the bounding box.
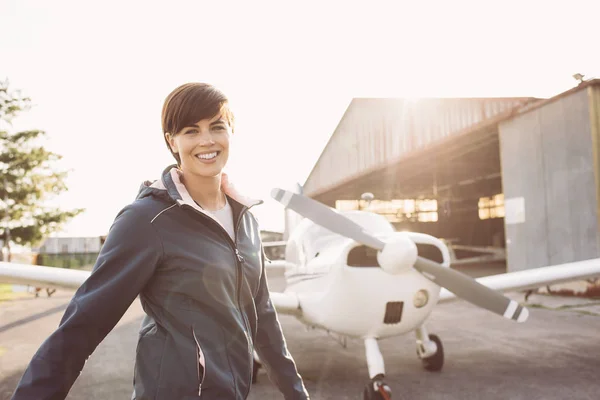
[1,0,599,238]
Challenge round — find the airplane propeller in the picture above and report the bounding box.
[271,188,529,323]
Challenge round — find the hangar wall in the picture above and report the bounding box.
[499,84,600,271]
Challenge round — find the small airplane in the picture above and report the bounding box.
[2,189,600,400]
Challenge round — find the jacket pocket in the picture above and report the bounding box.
[191,327,206,396]
[134,324,166,398]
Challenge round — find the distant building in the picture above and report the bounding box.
[260,230,283,243]
[260,230,285,260]
[37,237,104,254]
[36,236,107,269]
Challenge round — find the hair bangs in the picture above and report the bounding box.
[173,93,227,134]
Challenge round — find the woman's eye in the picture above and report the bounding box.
[213,126,226,131]
[185,130,197,134]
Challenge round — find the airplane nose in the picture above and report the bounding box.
[376,235,418,275]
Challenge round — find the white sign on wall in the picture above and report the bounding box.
[504,196,526,225]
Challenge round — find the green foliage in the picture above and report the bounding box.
[36,252,99,270]
[0,79,84,248]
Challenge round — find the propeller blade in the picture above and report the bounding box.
[271,188,385,251]
[271,188,529,322]
[414,257,529,322]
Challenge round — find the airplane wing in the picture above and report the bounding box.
[0,261,90,290]
[1,259,291,288]
[263,241,287,248]
[264,259,292,270]
[438,258,600,302]
[262,258,303,316]
[270,291,302,316]
[2,261,304,317]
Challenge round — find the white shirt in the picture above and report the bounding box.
[205,198,235,241]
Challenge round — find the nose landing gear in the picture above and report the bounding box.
[363,338,393,399]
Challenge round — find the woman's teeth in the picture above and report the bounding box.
[197,152,217,160]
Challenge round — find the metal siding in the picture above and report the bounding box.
[500,88,599,272]
[304,97,530,196]
[500,112,550,272]
[568,89,600,261]
[539,97,575,265]
[589,86,600,247]
[540,90,598,265]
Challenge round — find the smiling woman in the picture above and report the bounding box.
[11,83,310,400]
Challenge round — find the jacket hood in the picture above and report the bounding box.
[137,165,263,212]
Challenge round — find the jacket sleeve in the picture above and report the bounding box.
[11,205,164,400]
[254,249,310,400]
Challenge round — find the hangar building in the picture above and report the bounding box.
[294,80,600,272]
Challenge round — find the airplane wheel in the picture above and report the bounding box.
[363,378,392,400]
[422,334,444,372]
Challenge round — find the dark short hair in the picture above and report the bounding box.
[161,83,234,163]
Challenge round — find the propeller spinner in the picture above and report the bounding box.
[271,188,529,323]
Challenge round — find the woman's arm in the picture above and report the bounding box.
[11,205,164,400]
[254,249,310,400]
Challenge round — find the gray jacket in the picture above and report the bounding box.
[12,166,309,399]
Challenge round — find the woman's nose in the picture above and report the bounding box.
[196,130,215,146]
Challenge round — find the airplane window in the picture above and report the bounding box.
[347,246,380,267]
[415,244,444,264]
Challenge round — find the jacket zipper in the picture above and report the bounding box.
[234,245,254,400]
[232,207,254,400]
[191,327,206,396]
[182,203,255,398]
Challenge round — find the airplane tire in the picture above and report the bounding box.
[422,334,444,372]
[363,380,392,400]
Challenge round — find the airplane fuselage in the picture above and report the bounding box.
[281,211,451,339]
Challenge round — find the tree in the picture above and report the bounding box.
[0,79,83,261]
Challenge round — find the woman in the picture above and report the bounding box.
[12,83,310,399]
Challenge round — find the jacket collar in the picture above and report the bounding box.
[151,165,263,212]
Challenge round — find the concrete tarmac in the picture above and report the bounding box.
[1,270,600,400]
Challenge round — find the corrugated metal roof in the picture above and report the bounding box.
[303,96,538,197]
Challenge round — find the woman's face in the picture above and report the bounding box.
[166,113,231,179]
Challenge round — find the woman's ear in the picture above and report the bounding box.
[165,132,178,154]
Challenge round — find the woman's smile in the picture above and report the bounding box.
[195,150,221,164]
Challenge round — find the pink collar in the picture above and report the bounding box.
[150,167,262,211]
